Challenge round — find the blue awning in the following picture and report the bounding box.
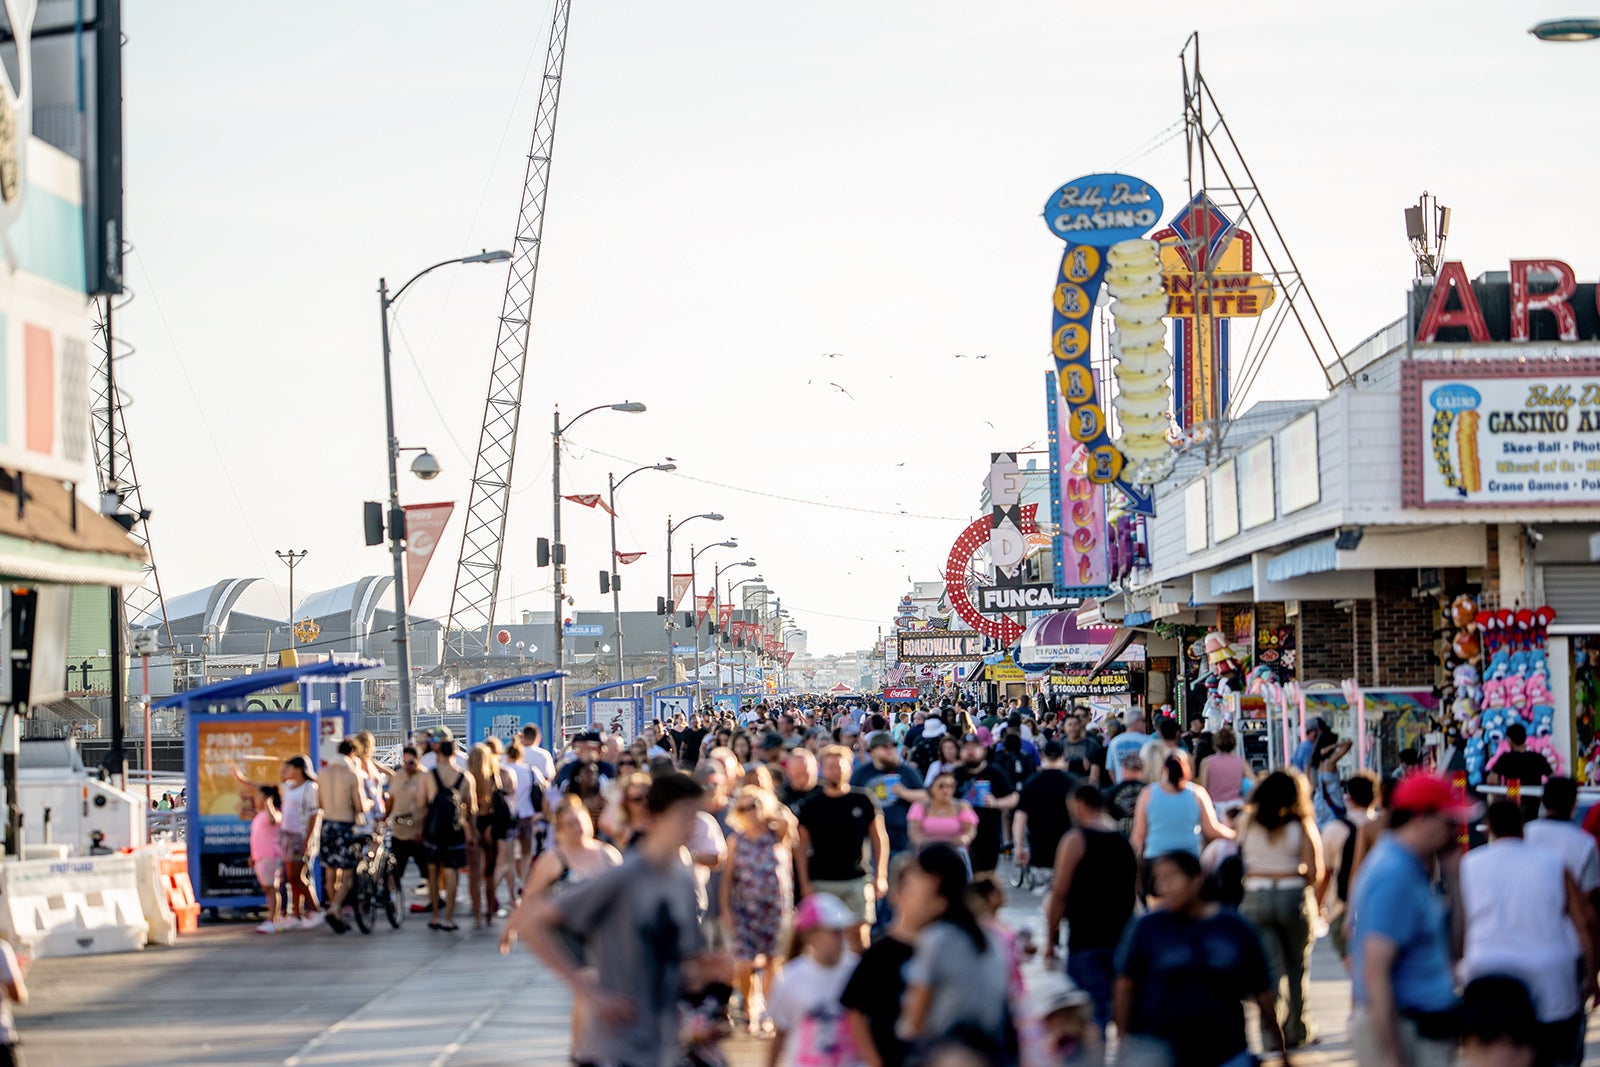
[450,671,569,700]
[1124,610,1153,626]
[154,659,380,709]
[1208,561,1255,595]
[1266,536,1339,583]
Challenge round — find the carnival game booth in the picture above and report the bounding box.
[160,660,378,912]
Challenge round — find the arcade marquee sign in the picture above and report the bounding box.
[1402,260,1600,508]
[897,631,984,663]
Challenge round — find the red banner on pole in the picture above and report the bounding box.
[616,550,646,565]
[696,593,713,627]
[670,573,692,612]
[401,503,455,602]
[564,493,615,516]
[718,604,733,632]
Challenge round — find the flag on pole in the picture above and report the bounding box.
[696,593,713,628]
[718,604,733,632]
[401,502,455,601]
[563,493,615,516]
[670,573,693,612]
[616,551,646,565]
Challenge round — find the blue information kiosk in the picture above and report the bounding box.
[157,659,379,911]
[574,677,655,741]
[451,671,568,748]
[647,682,695,724]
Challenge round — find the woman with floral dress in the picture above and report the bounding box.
[720,783,797,1035]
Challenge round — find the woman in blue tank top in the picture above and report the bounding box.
[1133,753,1235,860]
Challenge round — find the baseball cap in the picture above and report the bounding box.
[1026,973,1092,1018]
[794,893,856,933]
[1390,772,1483,819]
[760,731,784,750]
[432,726,454,742]
[961,732,982,745]
[867,731,895,751]
[572,730,602,745]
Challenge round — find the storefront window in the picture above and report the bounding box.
[1575,637,1600,785]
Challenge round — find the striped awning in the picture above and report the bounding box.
[1207,561,1255,595]
[1266,535,1339,583]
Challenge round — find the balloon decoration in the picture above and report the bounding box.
[1105,238,1173,477]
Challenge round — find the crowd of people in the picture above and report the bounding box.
[235,697,1600,1067]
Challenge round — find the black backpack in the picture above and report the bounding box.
[1335,816,1359,903]
[425,768,467,845]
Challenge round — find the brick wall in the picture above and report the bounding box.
[1298,600,1354,683]
[1370,570,1435,687]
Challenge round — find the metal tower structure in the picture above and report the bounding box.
[90,292,172,649]
[446,0,574,657]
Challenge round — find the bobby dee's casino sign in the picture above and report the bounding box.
[1401,259,1600,507]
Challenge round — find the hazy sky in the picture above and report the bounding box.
[116,0,1600,655]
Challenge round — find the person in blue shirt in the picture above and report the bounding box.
[1349,772,1480,1067]
[1290,718,1327,773]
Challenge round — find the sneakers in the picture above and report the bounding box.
[254,920,278,935]
[325,911,350,935]
[299,913,326,930]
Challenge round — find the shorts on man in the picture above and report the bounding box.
[278,830,309,862]
[319,820,363,871]
[427,842,469,871]
[811,876,875,924]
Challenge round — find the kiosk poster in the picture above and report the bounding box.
[188,713,314,907]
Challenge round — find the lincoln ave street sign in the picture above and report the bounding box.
[977,584,1074,612]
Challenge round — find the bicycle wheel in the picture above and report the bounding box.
[352,868,377,934]
[382,854,403,929]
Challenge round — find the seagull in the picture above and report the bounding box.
[823,352,845,359]
[829,383,855,400]
[895,462,906,467]
[982,420,995,429]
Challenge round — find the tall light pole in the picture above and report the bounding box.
[275,550,308,648]
[378,249,509,742]
[728,574,764,691]
[711,558,756,698]
[552,401,647,721]
[665,513,724,691]
[607,460,675,683]
[690,545,741,704]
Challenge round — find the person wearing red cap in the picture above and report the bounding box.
[1349,773,1480,1067]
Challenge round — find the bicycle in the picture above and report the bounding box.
[352,831,403,933]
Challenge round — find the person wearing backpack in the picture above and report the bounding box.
[420,737,478,932]
[1318,770,1378,979]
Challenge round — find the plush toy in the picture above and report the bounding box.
[1466,734,1488,785]
[1528,735,1566,776]
[1532,702,1557,738]
[1452,594,1479,630]
[1204,631,1241,679]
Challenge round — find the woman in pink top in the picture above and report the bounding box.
[249,784,284,933]
[908,774,979,855]
[1199,726,1252,811]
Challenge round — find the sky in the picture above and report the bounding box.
[115,0,1600,656]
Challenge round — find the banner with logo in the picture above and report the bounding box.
[187,713,315,908]
[696,593,713,627]
[402,502,455,601]
[1047,375,1111,597]
[718,604,733,632]
[670,573,692,612]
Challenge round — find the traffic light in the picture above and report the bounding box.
[600,571,610,594]
[611,573,621,592]
[657,596,668,616]
[684,611,693,629]
[537,538,551,567]
[554,543,567,565]
[363,502,384,546]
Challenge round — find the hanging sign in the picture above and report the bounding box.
[401,502,455,601]
[1043,173,1163,514]
[1046,373,1111,597]
[669,573,692,612]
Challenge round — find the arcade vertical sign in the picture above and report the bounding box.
[1043,174,1164,514]
[1047,373,1111,597]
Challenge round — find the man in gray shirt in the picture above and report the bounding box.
[515,772,729,1067]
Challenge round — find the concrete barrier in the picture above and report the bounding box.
[132,846,177,947]
[0,853,149,957]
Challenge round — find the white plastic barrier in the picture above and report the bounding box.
[132,846,177,947]
[0,853,149,958]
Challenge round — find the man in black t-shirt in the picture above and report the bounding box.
[840,865,917,1067]
[797,745,888,950]
[952,734,1017,877]
[1045,785,1136,1036]
[1058,711,1106,785]
[1486,722,1554,820]
[1015,740,1074,874]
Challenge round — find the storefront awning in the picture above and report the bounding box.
[0,473,146,585]
[1016,610,1116,665]
[1265,535,1339,583]
[1207,561,1255,595]
[1088,627,1140,680]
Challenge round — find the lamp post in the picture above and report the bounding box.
[691,546,742,705]
[275,550,308,648]
[665,513,724,692]
[728,574,764,691]
[711,558,757,698]
[607,461,676,683]
[552,401,647,722]
[378,249,509,742]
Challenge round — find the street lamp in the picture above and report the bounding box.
[665,513,724,689]
[690,545,741,703]
[1530,18,1600,41]
[728,573,764,692]
[377,248,510,742]
[713,561,758,694]
[607,460,676,683]
[275,550,308,648]
[552,401,647,720]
